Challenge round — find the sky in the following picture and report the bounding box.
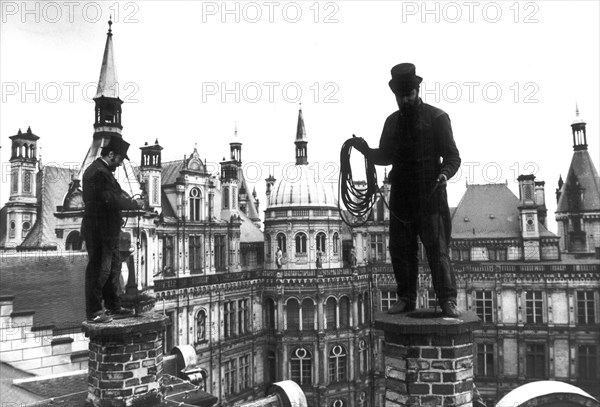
[1,0,599,233]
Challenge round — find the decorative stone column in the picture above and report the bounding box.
[375,310,481,407]
[82,313,169,407]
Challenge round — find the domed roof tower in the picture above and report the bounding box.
[263,107,342,270]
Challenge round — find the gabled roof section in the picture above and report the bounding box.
[20,166,77,249]
[161,160,185,186]
[556,150,600,212]
[94,20,119,99]
[452,184,521,239]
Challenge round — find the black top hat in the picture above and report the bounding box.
[389,63,423,95]
[105,136,130,160]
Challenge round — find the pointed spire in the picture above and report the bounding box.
[295,104,307,142]
[95,18,119,99]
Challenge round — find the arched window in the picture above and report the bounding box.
[326,297,337,329]
[328,345,347,382]
[357,294,364,326]
[189,188,202,221]
[264,298,276,331]
[358,339,368,374]
[332,233,339,254]
[332,400,346,407]
[66,230,83,251]
[277,233,287,254]
[295,233,307,254]
[339,296,350,328]
[301,298,315,331]
[196,309,207,342]
[287,298,300,330]
[316,232,327,253]
[290,348,312,385]
[364,293,371,325]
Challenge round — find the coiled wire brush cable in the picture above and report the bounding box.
[338,135,379,227]
[338,135,442,228]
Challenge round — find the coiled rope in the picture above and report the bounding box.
[338,135,379,227]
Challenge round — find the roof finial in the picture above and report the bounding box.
[299,102,302,112]
[234,121,238,137]
[108,16,113,34]
[575,101,579,117]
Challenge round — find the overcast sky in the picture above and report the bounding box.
[1,1,599,232]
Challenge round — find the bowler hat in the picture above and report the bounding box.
[105,136,130,160]
[389,63,423,95]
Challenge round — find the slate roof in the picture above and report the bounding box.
[14,370,87,400]
[556,150,600,213]
[451,183,556,239]
[0,254,88,329]
[0,362,40,405]
[239,211,264,243]
[161,159,185,186]
[20,165,77,250]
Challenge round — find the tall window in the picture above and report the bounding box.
[291,348,312,385]
[488,247,507,261]
[189,188,202,221]
[239,355,250,391]
[224,301,236,338]
[364,293,371,325]
[578,345,597,380]
[277,233,287,254]
[332,233,339,255]
[525,291,543,323]
[328,345,347,382]
[316,232,327,253]
[23,171,31,193]
[577,291,596,324]
[287,299,300,330]
[325,297,337,329]
[189,235,203,274]
[224,359,237,395]
[526,344,546,378]
[475,291,494,323]
[163,235,174,275]
[476,343,494,377]
[266,351,276,384]
[196,310,207,343]
[222,187,229,209]
[215,234,226,271]
[301,299,315,331]
[238,299,249,335]
[339,296,350,328]
[295,233,307,255]
[152,176,159,205]
[266,234,272,260]
[11,171,18,193]
[264,298,276,331]
[452,248,470,261]
[381,291,397,311]
[370,234,384,263]
[358,294,364,326]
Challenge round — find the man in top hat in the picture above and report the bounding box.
[355,63,461,317]
[82,136,140,323]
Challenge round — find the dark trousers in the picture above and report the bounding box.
[388,185,457,306]
[83,224,122,318]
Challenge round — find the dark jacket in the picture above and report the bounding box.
[373,100,461,192]
[82,158,137,239]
